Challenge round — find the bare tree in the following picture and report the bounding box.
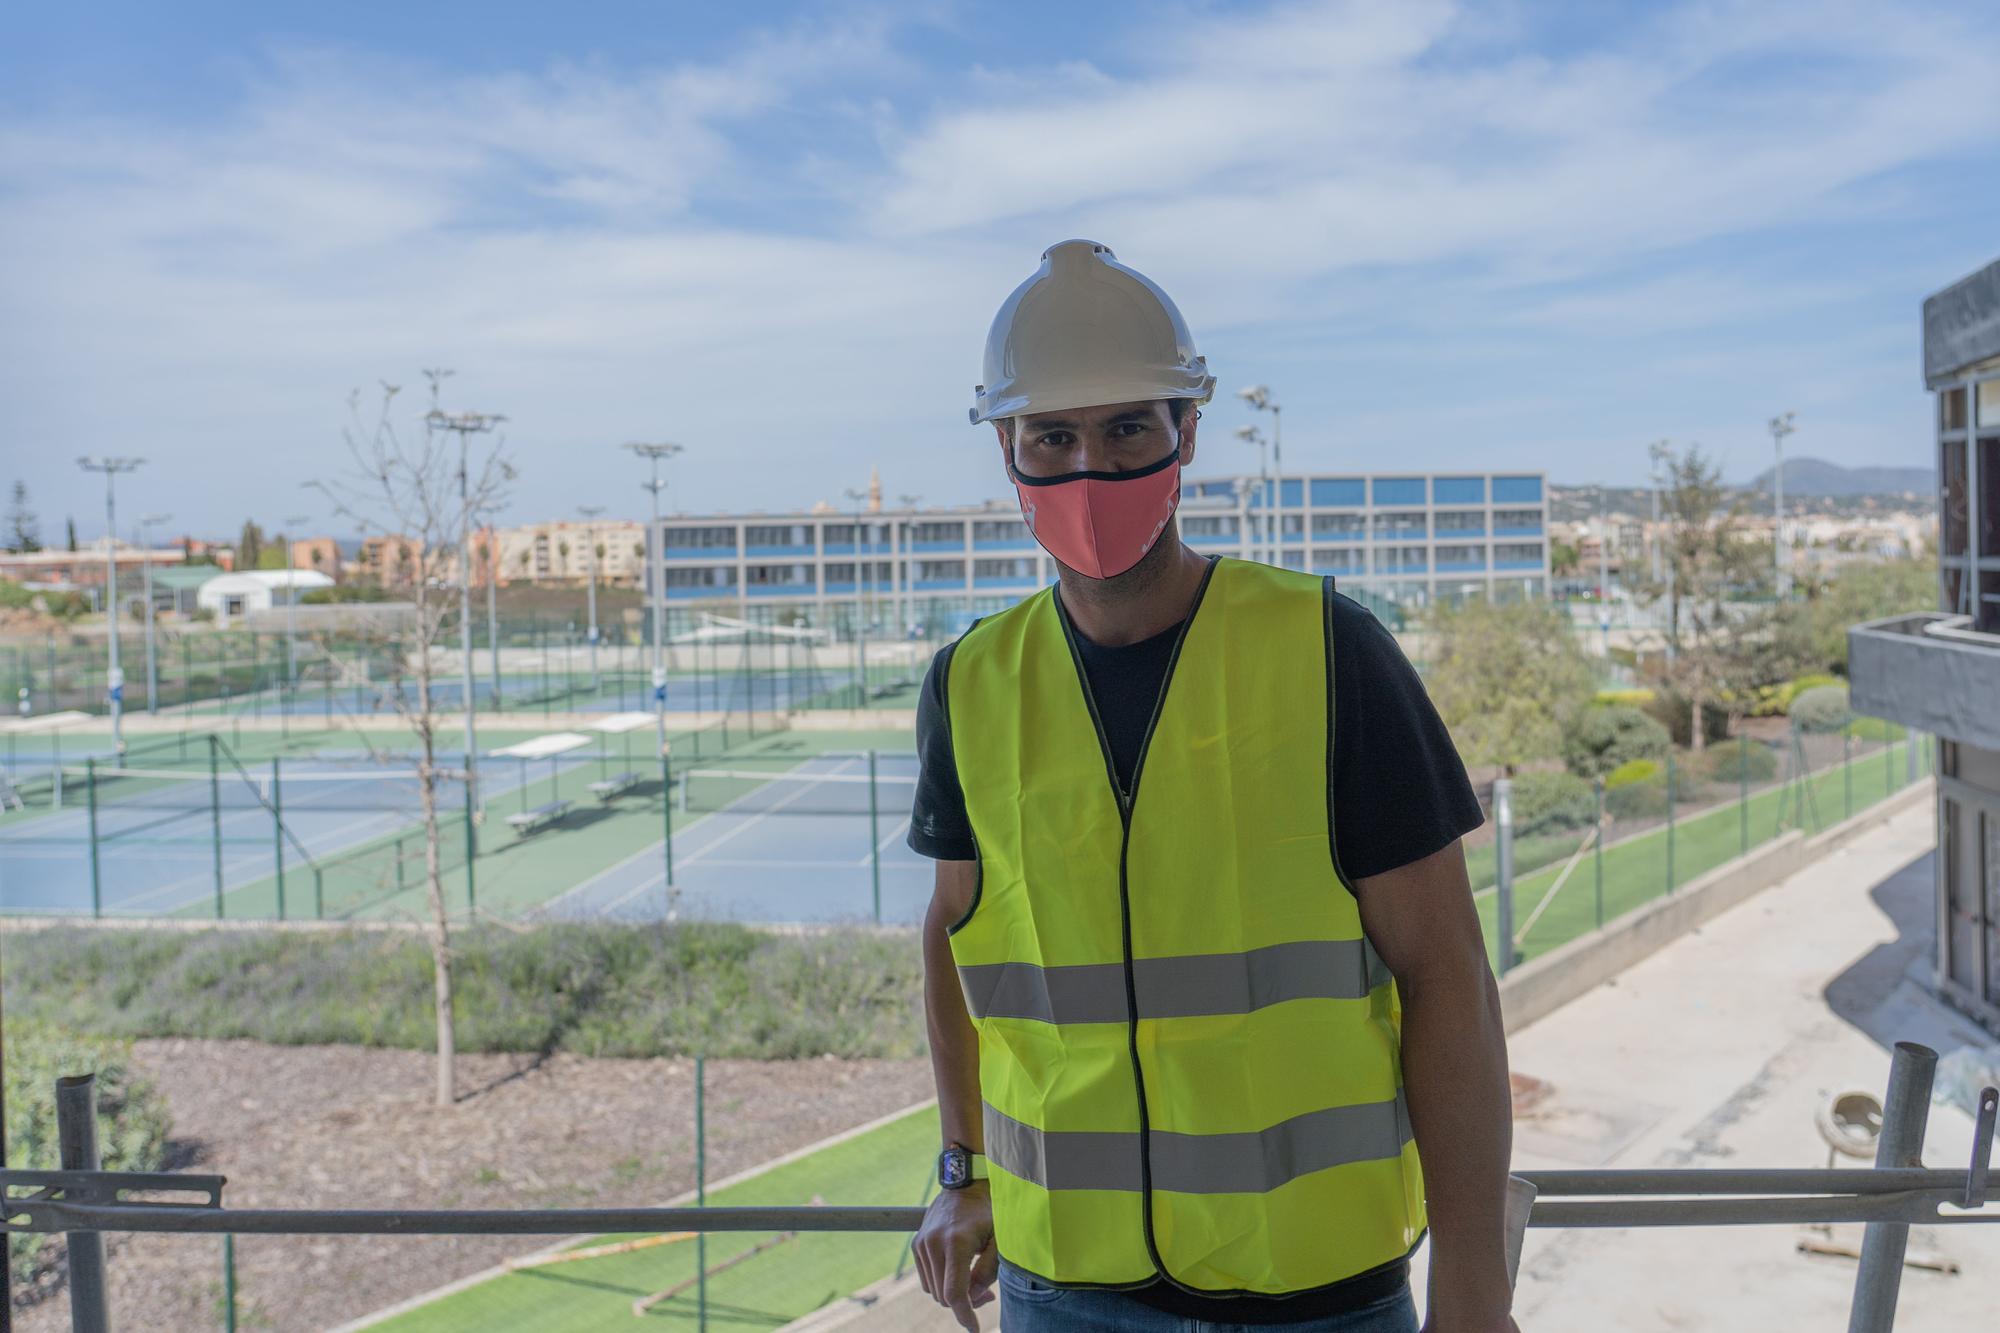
[309,382,513,1107]
[1631,442,1766,751]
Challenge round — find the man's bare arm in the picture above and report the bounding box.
[912,860,996,1331]
[1355,839,1518,1332]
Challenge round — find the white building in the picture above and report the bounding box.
[196,570,336,625]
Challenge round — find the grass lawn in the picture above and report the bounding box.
[369,1103,939,1333]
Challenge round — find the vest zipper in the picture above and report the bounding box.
[1051,555,1220,1289]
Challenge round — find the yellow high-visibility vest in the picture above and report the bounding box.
[945,556,1426,1295]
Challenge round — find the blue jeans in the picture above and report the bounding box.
[997,1263,1420,1332]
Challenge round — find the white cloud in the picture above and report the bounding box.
[2,0,1994,532]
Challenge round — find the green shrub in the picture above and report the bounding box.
[1593,688,1655,707]
[1604,758,1660,789]
[1697,740,1779,787]
[1564,706,1670,779]
[5,1023,173,1295]
[1790,684,1852,733]
[1848,716,1899,742]
[1,925,927,1061]
[1509,770,1597,838]
[1604,766,1669,818]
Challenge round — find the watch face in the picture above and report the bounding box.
[939,1146,970,1188]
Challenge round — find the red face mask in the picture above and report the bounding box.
[1009,447,1182,580]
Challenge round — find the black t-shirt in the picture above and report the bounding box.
[907,582,1482,1324]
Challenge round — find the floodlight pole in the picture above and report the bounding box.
[78,456,144,758]
[1239,386,1282,565]
[1769,411,1796,600]
[1233,425,1268,563]
[629,442,684,761]
[897,493,922,643]
[139,512,171,715]
[425,403,506,816]
[845,489,872,706]
[578,505,605,691]
[282,514,310,717]
[1596,489,1610,657]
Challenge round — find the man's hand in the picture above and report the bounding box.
[912,1181,997,1331]
[1421,1316,1521,1333]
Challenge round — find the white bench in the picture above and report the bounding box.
[588,772,641,804]
[506,799,573,836]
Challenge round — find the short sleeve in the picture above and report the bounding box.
[1330,592,1485,881]
[907,641,978,861]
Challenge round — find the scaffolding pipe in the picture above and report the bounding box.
[1848,1041,1938,1333]
[55,1075,109,1333]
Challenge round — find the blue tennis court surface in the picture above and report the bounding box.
[0,756,569,917]
[533,753,934,926]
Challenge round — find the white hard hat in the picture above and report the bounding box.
[970,240,1216,425]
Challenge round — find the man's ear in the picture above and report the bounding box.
[994,419,1013,475]
[1179,406,1199,468]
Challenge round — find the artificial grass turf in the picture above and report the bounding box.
[368,1103,939,1333]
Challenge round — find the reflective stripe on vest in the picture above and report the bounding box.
[944,556,1427,1295]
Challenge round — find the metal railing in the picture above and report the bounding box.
[4,1042,1993,1333]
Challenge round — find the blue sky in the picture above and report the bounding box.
[5,0,1998,539]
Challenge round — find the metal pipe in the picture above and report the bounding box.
[1493,777,1515,975]
[1848,1041,1938,1333]
[55,1075,110,1333]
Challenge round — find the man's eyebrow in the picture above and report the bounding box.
[1022,417,1081,433]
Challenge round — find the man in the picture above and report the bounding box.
[909,240,1518,1332]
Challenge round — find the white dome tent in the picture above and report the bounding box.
[195,569,336,626]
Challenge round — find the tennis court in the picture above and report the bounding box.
[535,752,934,926]
[0,747,572,918]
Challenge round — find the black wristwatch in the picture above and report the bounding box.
[937,1142,989,1190]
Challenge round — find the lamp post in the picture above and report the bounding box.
[844,489,872,705]
[78,456,144,758]
[1596,489,1610,658]
[423,399,506,812]
[1238,385,1283,565]
[282,514,310,717]
[628,442,684,756]
[1769,411,1796,600]
[897,494,922,642]
[578,505,605,692]
[139,512,171,715]
[1233,424,1268,563]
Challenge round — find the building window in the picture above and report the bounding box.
[1373,511,1427,541]
[744,563,808,586]
[1493,508,1541,531]
[1312,513,1365,540]
[975,558,1038,580]
[1433,476,1485,505]
[1183,516,1240,537]
[663,566,736,588]
[1435,510,1484,533]
[1981,435,2000,564]
[1310,478,1366,507]
[912,522,966,545]
[1312,548,1363,573]
[744,524,809,548]
[1435,544,1484,567]
[973,520,1028,542]
[1492,475,1543,504]
[1494,542,1544,565]
[663,526,736,550]
[1942,438,1968,559]
[1941,386,1968,432]
[917,560,966,583]
[1378,545,1427,573]
[1372,477,1426,507]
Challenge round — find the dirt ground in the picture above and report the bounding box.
[14,1039,932,1333]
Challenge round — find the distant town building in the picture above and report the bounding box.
[353,534,427,587]
[491,519,645,587]
[289,536,342,582]
[0,540,185,588]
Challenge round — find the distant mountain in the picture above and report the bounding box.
[1742,456,1933,498]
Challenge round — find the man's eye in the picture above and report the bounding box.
[1037,432,1073,448]
[1113,422,1148,437]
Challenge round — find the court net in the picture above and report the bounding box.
[56,765,458,816]
[677,767,918,817]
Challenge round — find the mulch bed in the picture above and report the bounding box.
[14,1038,932,1333]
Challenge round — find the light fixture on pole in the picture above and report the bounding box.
[844,488,872,706]
[1768,411,1796,600]
[1233,424,1268,563]
[424,395,506,813]
[578,505,605,692]
[138,512,171,715]
[627,441,684,753]
[78,456,144,758]
[1595,489,1610,659]
[1238,386,1283,565]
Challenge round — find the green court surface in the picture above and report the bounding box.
[369,1104,939,1333]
